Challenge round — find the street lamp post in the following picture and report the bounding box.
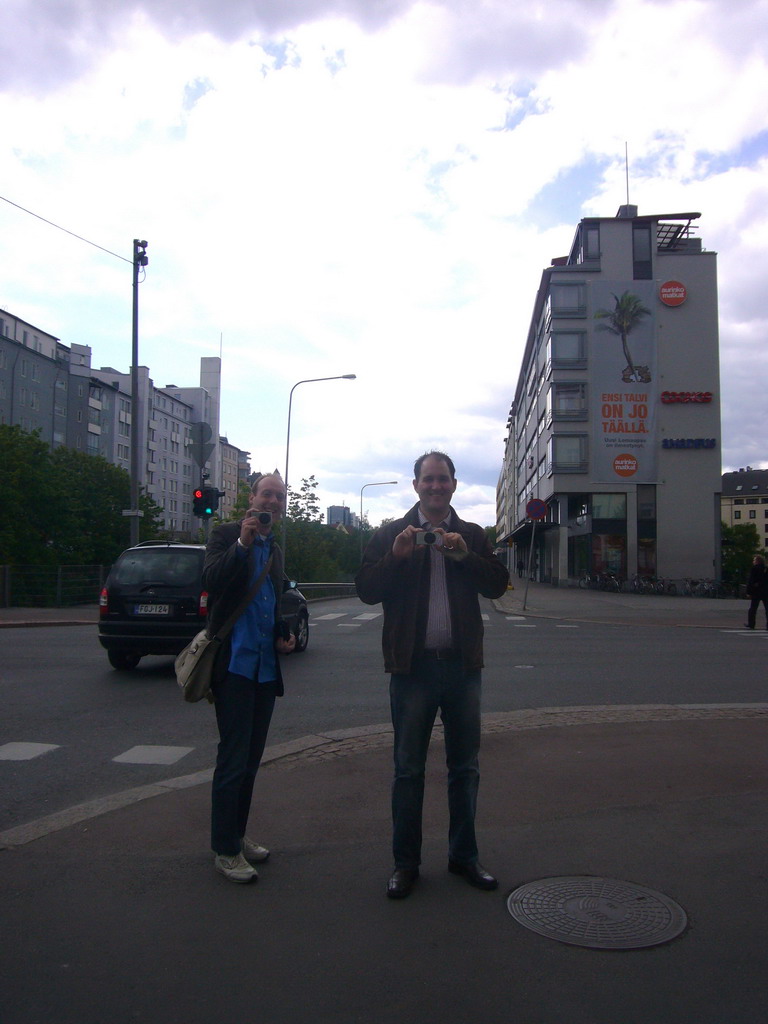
[283,374,356,573]
[360,481,398,561]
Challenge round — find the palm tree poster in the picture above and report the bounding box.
[591,282,657,484]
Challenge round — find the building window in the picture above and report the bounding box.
[550,383,588,421]
[734,511,741,519]
[547,331,586,368]
[591,494,627,519]
[549,283,586,319]
[633,224,653,280]
[637,485,656,520]
[549,434,588,472]
[749,510,756,519]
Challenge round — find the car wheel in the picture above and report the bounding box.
[293,611,309,653]
[108,650,142,670]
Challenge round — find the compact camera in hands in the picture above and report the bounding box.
[415,529,443,547]
[248,509,272,525]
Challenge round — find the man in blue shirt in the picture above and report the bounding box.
[202,472,295,883]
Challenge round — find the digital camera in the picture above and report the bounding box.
[415,530,442,547]
[248,509,272,525]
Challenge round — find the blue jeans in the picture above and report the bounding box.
[389,657,481,870]
[211,672,277,856]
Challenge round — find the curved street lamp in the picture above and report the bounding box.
[283,374,356,572]
[360,481,398,561]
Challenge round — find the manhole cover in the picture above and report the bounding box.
[507,876,687,949]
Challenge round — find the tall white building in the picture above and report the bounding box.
[497,206,722,585]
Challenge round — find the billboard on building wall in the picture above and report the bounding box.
[591,281,657,484]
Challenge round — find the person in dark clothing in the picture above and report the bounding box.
[355,451,509,899]
[202,472,295,883]
[744,553,768,630]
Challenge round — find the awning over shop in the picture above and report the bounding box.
[507,520,557,546]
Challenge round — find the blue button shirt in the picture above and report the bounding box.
[228,535,278,683]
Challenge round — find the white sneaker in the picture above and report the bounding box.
[214,851,258,883]
[241,837,270,864]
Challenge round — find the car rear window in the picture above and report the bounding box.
[112,549,203,587]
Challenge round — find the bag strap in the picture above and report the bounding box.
[212,554,274,641]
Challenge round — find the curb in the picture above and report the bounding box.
[2,703,766,851]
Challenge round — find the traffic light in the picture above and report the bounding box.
[193,485,223,518]
[192,487,207,517]
[203,486,221,516]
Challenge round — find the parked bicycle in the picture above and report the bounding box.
[630,574,655,595]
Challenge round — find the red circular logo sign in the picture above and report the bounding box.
[613,454,638,478]
[660,280,687,306]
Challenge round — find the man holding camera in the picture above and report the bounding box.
[202,472,295,884]
[356,451,509,899]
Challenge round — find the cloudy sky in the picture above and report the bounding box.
[2,0,767,526]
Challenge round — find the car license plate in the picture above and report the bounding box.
[134,604,170,615]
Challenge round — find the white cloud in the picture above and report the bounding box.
[2,0,768,525]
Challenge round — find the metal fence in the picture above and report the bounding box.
[297,583,358,601]
[0,565,108,608]
[0,568,357,608]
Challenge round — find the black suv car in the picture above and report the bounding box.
[98,540,309,670]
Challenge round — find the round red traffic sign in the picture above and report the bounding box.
[526,499,547,520]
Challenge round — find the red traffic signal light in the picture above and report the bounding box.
[193,488,208,517]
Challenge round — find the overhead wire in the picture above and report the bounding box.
[0,194,132,264]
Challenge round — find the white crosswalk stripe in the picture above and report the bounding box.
[112,745,194,765]
[0,742,60,761]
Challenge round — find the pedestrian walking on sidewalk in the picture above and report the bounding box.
[744,554,768,630]
[355,451,509,899]
[202,472,296,884]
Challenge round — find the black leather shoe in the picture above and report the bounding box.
[448,860,498,891]
[387,867,419,899]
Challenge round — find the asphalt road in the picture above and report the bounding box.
[2,595,765,831]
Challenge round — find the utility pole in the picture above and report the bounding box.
[128,239,148,546]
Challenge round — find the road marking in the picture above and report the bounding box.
[0,742,60,761]
[112,745,194,765]
[556,625,579,628]
[314,613,347,620]
[354,613,382,620]
[337,623,361,628]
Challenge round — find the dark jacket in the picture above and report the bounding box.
[746,562,768,600]
[355,503,509,674]
[202,521,288,693]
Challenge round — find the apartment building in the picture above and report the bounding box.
[220,436,252,520]
[721,468,768,547]
[1,308,250,539]
[497,206,722,584]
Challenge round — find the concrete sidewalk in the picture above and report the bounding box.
[2,587,766,1022]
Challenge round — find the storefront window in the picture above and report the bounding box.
[591,493,626,519]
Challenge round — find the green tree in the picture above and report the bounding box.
[721,521,763,584]
[0,425,61,565]
[50,446,163,563]
[594,290,652,383]
[0,425,164,566]
[287,475,323,523]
